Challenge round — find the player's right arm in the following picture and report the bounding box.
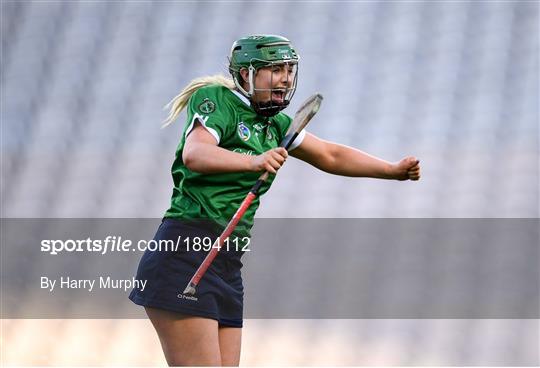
[183,122,288,174]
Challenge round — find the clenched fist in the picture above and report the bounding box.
[250,148,288,174]
[391,156,421,181]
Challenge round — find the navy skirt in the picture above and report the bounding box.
[129,218,244,327]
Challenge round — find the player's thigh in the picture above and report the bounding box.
[219,326,242,366]
[145,307,221,366]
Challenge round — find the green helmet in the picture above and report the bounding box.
[228,35,300,116]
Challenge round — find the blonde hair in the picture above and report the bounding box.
[162,74,236,127]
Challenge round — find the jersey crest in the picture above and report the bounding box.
[198,98,216,114]
[237,122,251,141]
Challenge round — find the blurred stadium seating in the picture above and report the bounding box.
[1,1,538,366]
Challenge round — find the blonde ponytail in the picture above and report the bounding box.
[162,74,236,127]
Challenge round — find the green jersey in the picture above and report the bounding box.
[164,84,303,237]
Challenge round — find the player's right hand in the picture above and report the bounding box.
[250,148,288,174]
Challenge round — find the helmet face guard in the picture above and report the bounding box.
[247,60,298,117]
[229,35,300,117]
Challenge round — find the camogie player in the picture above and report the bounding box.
[129,35,420,366]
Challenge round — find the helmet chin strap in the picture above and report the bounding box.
[248,66,255,96]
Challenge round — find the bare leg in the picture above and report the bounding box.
[145,307,221,366]
[219,326,242,366]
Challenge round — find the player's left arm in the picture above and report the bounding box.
[290,132,421,180]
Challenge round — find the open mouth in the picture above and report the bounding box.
[271,91,285,103]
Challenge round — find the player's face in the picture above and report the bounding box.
[252,63,296,104]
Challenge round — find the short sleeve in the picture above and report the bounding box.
[288,129,306,151]
[185,86,232,144]
[274,113,306,151]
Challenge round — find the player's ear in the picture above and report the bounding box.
[239,68,249,84]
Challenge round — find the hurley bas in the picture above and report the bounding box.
[41,276,147,292]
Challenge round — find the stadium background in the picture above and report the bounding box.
[1,1,538,366]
